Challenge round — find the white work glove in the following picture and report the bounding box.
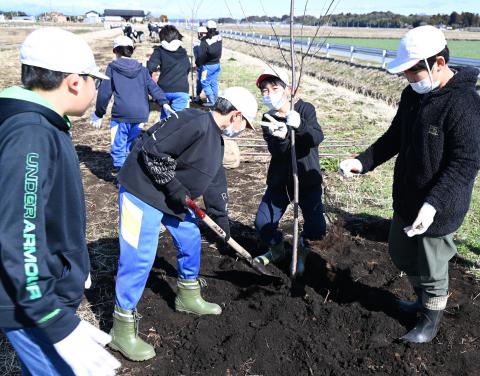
[90,113,102,129]
[404,202,437,237]
[261,114,288,140]
[286,110,301,129]
[339,159,363,177]
[193,39,201,47]
[54,321,120,376]
[85,273,92,289]
[163,104,178,119]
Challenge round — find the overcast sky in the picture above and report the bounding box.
[0,0,478,18]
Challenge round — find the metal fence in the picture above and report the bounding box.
[220,30,480,71]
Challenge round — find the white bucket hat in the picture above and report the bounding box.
[20,28,108,80]
[206,20,217,29]
[220,87,258,130]
[387,25,447,74]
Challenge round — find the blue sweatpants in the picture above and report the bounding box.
[1,327,74,376]
[200,64,221,104]
[110,120,143,168]
[160,92,190,120]
[196,67,203,96]
[116,187,201,310]
[254,187,326,245]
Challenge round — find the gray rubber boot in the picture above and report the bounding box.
[175,278,222,315]
[108,306,156,361]
[400,308,444,343]
[295,237,311,276]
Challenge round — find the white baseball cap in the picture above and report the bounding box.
[387,25,447,74]
[197,26,207,33]
[206,20,217,29]
[113,35,134,48]
[20,28,108,80]
[220,87,258,130]
[256,67,290,87]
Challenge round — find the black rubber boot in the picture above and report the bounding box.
[398,288,423,313]
[400,308,444,343]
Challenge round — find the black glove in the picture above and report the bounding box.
[214,215,231,242]
[163,178,190,210]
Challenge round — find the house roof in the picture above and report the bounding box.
[103,9,145,17]
[86,10,100,15]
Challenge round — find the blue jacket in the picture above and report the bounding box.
[0,87,89,343]
[95,57,167,123]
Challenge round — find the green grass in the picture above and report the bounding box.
[294,37,480,60]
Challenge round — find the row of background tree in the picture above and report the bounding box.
[218,11,480,29]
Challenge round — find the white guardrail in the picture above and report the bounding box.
[220,29,480,72]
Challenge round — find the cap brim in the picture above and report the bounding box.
[88,70,110,80]
[387,58,420,74]
[245,119,256,131]
[256,74,276,88]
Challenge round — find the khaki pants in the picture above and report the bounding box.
[388,212,457,299]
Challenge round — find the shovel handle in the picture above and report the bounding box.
[185,197,254,262]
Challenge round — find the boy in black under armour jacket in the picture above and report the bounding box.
[253,68,326,276]
[0,28,120,375]
[91,35,173,170]
[340,26,480,344]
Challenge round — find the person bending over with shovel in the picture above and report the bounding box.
[340,26,480,343]
[253,68,327,276]
[109,87,258,361]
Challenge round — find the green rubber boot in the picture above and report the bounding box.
[175,278,222,315]
[108,306,156,361]
[295,238,311,276]
[253,242,287,266]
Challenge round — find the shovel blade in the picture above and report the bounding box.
[250,258,275,277]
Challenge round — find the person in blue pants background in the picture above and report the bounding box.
[91,35,175,170]
[147,25,191,120]
[193,25,207,104]
[195,20,222,107]
[109,87,258,362]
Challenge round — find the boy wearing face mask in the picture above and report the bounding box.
[253,68,326,276]
[108,87,257,361]
[340,25,480,343]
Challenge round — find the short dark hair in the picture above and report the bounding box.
[159,25,183,42]
[213,97,237,115]
[259,76,287,91]
[113,45,134,57]
[21,64,66,90]
[206,28,219,39]
[408,46,450,72]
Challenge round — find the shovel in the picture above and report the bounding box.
[186,197,273,276]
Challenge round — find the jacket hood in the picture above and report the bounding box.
[443,66,479,92]
[156,45,188,60]
[111,58,143,78]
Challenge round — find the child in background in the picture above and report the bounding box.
[147,25,191,120]
[91,35,175,170]
[253,68,327,276]
[193,25,208,104]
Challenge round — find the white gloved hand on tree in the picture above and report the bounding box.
[404,202,437,237]
[339,159,363,177]
[84,273,92,289]
[90,113,102,129]
[163,104,178,119]
[54,321,120,376]
[286,110,301,129]
[261,114,288,140]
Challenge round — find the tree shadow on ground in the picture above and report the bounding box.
[76,145,115,184]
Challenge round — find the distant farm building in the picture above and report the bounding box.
[84,10,101,23]
[103,9,145,23]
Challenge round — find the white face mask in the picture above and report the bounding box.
[263,90,286,110]
[222,117,245,138]
[409,59,440,94]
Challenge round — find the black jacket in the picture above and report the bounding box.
[95,58,167,123]
[118,109,228,220]
[147,46,190,93]
[0,96,89,343]
[357,67,480,236]
[195,35,222,67]
[263,99,324,193]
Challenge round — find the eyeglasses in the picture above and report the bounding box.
[79,74,102,89]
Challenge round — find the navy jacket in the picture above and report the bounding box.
[95,58,167,123]
[147,46,190,93]
[195,35,222,67]
[263,99,324,193]
[0,93,89,343]
[357,67,480,236]
[118,109,228,220]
